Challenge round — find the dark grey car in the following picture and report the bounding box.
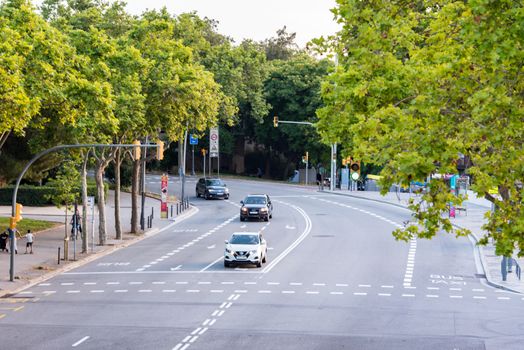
[240,194,273,221]
[196,178,229,200]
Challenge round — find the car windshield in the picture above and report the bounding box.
[230,234,259,245]
[206,179,224,186]
[244,197,266,205]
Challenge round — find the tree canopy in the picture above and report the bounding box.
[316,0,524,256]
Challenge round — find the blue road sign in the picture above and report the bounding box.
[189,135,198,145]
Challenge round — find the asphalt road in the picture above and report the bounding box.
[1,178,523,350]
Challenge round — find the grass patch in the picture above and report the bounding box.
[0,217,60,234]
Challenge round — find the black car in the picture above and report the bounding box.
[240,194,273,221]
[196,178,229,200]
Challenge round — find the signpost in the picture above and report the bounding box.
[190,135,198,176]
[87,196,95,252]
[209,127,219,177]
[209,128,219,158]
[160,174,168,219]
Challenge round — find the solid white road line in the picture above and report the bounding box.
[72,336,90,347]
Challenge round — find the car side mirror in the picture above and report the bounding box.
[224,240,229,244]
[240,200,244,205]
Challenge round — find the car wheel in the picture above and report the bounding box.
[196,191,200,198]
[225,195,229,200]
[224,261,230,268]
[256,259,262,268]
[262,253,267,263]
[204,192,209,200]
[264,216,269,222]
[269,213,272,219]
[240,216,245,222]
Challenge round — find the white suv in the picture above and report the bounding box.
[224,232,267,268]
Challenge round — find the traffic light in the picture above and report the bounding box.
[10,203,23,229]
[350,160,361,180]
[201,148,207,156]
[133,140,141,160]
[273,116,278,127]
[301,156,306,164]
[156,140,164,160]
[305,151,309,162]
[15,203,22,222]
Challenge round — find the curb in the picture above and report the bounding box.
[320,190,521,294]
[0,206,199,297]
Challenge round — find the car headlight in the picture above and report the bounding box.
[241,208,248,213]
[260,207,268,213]
[224,188,229,193]
[225,248,232,253]
[249,249,258,255]
[208,189,216,193]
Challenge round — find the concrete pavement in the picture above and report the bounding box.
[324,188,524,294]
[0,190,192,296]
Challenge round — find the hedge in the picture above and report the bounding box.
[0,182,108,206]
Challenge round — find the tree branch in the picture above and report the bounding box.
[394,95,416,107]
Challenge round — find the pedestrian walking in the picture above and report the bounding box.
[70,209,82,239]
[0,229,8,252]
[25,230,34,254]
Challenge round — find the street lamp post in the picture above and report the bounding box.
[7,143,155,281]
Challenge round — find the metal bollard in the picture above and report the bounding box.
[58,247,61,264]
[177,203,179,215]
[151,207,154,219]
[171,205,173,217]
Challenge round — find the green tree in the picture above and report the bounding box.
[262,26,299,61]
[0,0,81,157]
[317,0,524,256]
[45,159,80,259]
[261,54,332,178]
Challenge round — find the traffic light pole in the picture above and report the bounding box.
[7,142,154,281]
[140,136,149,231]
[277,121,314,126]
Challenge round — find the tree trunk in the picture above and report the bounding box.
[95,161,107,245]
[81,150,89,253]
[131,158,140,233]
[114,148,122,239]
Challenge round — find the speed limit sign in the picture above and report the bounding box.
[209,127,219,158]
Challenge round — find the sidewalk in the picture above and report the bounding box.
[324,189,524,294]
[0,191,190,296]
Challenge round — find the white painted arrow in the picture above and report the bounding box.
[170,265,182,271]
[285,225,296,230]
[207,244,216,249]
[240,224,247,229]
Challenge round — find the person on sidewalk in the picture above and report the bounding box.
[24,230,34,254]
[0,229,8,252]
[70,209,82,240]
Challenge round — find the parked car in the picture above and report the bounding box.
[196,178,229,200]
[240,194,273,221]
[224,232,267,268]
